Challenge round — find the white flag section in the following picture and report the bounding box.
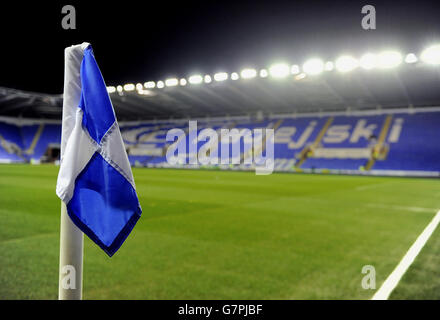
[56,42,142,299]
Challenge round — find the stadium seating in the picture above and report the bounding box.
[0,110,439,175]
[0,122,26,162]
[0,122,60,163]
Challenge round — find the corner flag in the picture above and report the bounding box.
[56,43,142,258]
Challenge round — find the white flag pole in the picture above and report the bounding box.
[58,43,89,300]
[59,201,83,299]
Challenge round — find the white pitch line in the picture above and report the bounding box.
[366,203,438,213]
[371,210,440,300]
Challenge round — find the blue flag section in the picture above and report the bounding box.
[79,47,117,143]
[56,43,142,257]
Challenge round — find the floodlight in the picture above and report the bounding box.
[204,75,212,83]
[214,72,228,81]
[240,68,257,79]
[269,63,290,78]
[144,81,155,89]
[335,56,359,72]
[107,86,116,93]
[165,78,178,87]
[377,51,402,68]
[259,69,268,78]
[302,58,324,75]
[156,80,165,88]
[231,72,239,80]
[324,61,334,71]
[405,53,418,64]
[189,75,203,84]
[421,45,440,65]
[180,78,187,86]
[123,84,135,91]
[359,53,377,70]
[290,65,300,75]
[116,85,123,92]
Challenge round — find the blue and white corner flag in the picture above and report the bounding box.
[56,43,142,257]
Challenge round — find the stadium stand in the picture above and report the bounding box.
[0,108,438,176]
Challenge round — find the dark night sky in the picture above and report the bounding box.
[1,0,439,93]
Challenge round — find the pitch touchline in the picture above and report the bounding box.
[371,209,440,300]
[366,203,438,213]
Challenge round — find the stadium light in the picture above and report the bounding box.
[324,61,334,71]
[303,58,324,75]
[240,68,257,79]
[421,45,440,65]
[377,51,402,68]
[115,48,420,93]
[165,78,178,87]
[359,53,377,70]
[404,53,418,64]
[231,72,239,80]
[204,75,212,83]
[269,63,290,78]
[259,69,268,78]
[214,72,228,82]
[144,81,155,89]
[335,56,359,72]
[189,75,203,84]
[290,65,300,75]
[123,84,135,91]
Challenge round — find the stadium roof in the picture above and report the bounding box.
[1,48,440,121]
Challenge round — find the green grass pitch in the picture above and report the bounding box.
[0,164,439,299]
